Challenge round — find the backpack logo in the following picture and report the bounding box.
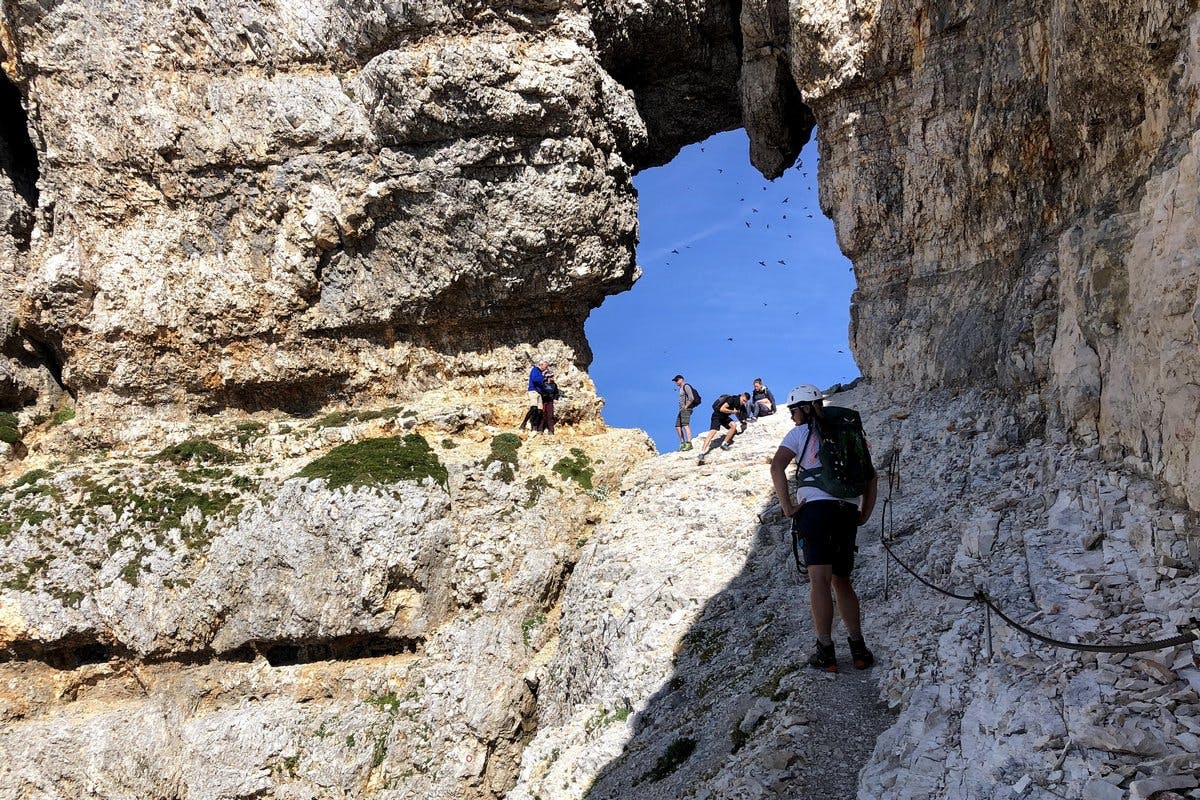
[796,406,875,498]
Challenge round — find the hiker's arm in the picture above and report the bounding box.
[770,446,799,517]
[858,473,878,525]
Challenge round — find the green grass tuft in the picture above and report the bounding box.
[310,406,405,429]
[487,433,522,483]
[552,447,594,490]
[153,439,240,465]
[0,412,20,445]
[524,475,552,508]
[297,434,448,490]
[50,408,76,426]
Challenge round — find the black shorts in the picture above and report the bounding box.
[792,499,859,576]
[709,411,735,432]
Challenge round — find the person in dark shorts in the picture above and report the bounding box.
[673,375,698,451]
[769,383,878,672]
[697,392,749,465]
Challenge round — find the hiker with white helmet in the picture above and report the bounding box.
[769,383,879,672]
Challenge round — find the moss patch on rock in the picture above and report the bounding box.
[297,434,447,489]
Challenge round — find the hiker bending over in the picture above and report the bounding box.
[673,374,699,451]
[521,359,549,432]
[697,392,749,465]
[769,384,878,672]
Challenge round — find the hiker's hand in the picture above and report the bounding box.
[856,509,871,526]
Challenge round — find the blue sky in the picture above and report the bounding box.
[585,129,858,452]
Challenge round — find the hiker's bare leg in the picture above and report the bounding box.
[832,575,862,638]
[808,564,834,639]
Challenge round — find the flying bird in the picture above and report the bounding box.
[745,221,751,227]
[777,259,786,265]
[671,249,679,254]
[782,197,789,203]
[758,260,766,266]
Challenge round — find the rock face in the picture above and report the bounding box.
[3,1,1200,800]
[3,0,1199,508]
[790,0,1200,508]
[1,0,658,419]
[0,408,655,799]
[508,385,1200,800]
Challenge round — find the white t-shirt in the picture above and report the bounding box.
[779,424,862,506]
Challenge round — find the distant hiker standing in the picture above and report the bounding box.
[697,392,749,465]
[538,371,561,435]
[521,359,549,432]
[673,374,700,451]
[769,384,878,672]
[746,378,777,421]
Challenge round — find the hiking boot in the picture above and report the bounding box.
[808,640,838,673]
[697,454,706,466]
[678,442,688,451]
[719,442,731,451]
[681,442,693,451]
[847,637,875,670]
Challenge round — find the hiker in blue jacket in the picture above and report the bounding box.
[521,359,549,431]
[770,383,878,673]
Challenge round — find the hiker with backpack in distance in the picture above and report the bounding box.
[696,392,750,465]
[769,384,879,673]
[673,374,700,451]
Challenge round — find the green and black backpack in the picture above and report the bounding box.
[796,406,875,498]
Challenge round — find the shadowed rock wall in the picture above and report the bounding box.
[794,0,1200,507]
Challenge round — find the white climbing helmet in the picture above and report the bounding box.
[785,384,824,407]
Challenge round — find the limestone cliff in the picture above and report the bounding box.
[2,1,1200,800]
[2,0,1199,508]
